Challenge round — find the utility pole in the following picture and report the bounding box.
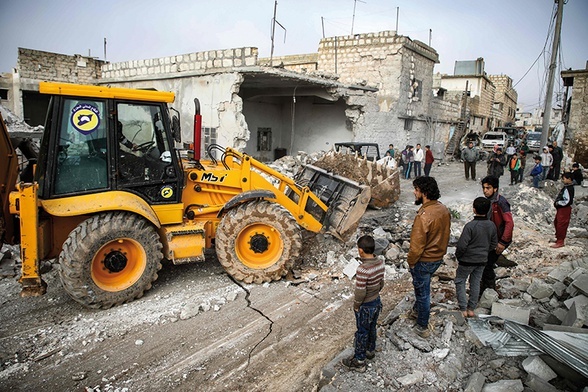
[541,0,564,148]
[351,0,365,35]
[104,38,107,60]
[270,1,286,66]
[395,7,399,32]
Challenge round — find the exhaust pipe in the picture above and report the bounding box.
[193,98,202,160]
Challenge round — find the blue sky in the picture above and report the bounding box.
[0,0,586,112]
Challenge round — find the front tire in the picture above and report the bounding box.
[58,212,163,309]
[215,201,301,284]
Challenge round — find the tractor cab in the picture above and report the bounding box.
[36,82,183,204]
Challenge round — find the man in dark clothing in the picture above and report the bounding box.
[551,172,574,248]
[424,145,434,176]
[571,163,584,185]
[342,235,384,372]
[480,176,514,295]
[548,143,563,180]
[487,148,506,178]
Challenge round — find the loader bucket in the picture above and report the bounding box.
[313,150,401,208]
[293,164,371,240]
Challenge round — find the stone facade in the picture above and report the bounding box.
[18,48,104,84]
[260,53,319,73]
[101,48,258,80]
[489,74,518,125]
[314,31,440,151]
[562,65,588,165]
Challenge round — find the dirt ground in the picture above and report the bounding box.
[0,159,586,391]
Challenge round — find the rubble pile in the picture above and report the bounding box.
[0,104,43,133]
[317,168,588,391]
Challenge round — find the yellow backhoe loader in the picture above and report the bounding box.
[0,82,370,309]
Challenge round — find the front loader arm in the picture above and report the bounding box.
[10,183,47,296]
[224,148,371,239]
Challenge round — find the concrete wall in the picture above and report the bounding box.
[243,97,351,161]
[562,68,588,165]
[259,53,319,73]
[103,72,248,153]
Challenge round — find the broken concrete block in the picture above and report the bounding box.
[512,279,531,292]
[342,258,360,279]
[564,294,588,310]
[524,374,560,392]
[491,302,530,325]
[547,264,574,283]
[385,245,400,261]
[527,279,554,299]
[553,308,568,323]
[374,237,389,255]
[551,281,567,299]
[397,370,424,386]
[522,356,557,381]
[572,273,588,296]
[564,267,588,286]
[481,379,524,392]
[562,302,585,328]
[566,284,579,297]
[326,251,338,265]
[495,267,509,279]
[464,372,485,392]
[478,289,499,309]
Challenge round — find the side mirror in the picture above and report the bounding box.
[170,108,181,144]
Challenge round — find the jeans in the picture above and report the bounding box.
[414,161,422,177]
[517,167,525,183]
[405,162,413,179]
[532,175,541,188]
[455,265,485,311]
[410,260,442,328]
[354,297,382,360]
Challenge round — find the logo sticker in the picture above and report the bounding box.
[160,186,174,199]
[71,103,101,134]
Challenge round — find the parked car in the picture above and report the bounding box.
[334,142,381,161]
[480,131,507,151]
[525,131,542,152]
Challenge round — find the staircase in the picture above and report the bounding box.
[445,122,466,160]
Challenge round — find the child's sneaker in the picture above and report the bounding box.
[341,356,366,372]
[366,351,375,360]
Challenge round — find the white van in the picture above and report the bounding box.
[525,131,541,152]
[480,132,507,151]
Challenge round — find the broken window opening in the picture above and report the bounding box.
[257,128,272,151]
[404,119,413,131]
[0,89,8,100]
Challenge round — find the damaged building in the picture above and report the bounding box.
[2,30,520,161]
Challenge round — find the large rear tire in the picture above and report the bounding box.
[215,201,301,284]
[59,212,163,309]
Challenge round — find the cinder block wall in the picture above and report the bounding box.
[101,48,258,79]
[18,48,104,83]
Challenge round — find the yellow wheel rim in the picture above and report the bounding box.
[91,238,146,292]
[236,223,284,269]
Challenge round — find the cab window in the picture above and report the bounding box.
[53,99,108,195]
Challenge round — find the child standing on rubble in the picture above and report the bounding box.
[454,197,497,318]
[342,235,384,372]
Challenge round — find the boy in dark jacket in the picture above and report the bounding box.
[530,155,543,188]
[551,172,574,248]
[455,197,498,317]
[342,235,384,372]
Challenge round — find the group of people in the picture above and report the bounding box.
[462,139,583,189]
[396,143,435,179]
[343,169,577,371]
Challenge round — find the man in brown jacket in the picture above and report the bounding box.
[407,176,451,338]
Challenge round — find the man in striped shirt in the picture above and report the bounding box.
[342,235,385,372]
